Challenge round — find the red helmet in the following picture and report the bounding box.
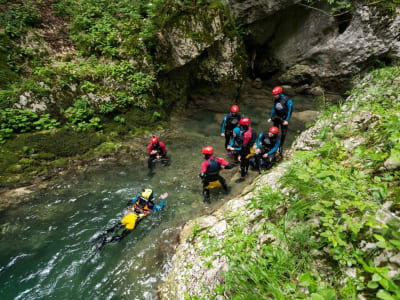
[272,86,283,95]
[151,136,158,144]
[202,146,213,155]
[269,126,279,134]
[239,117,250,126]
[230,105,239,113]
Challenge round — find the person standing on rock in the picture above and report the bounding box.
[200,146,234,203]
[236,117,257,183]
[221,105,242,150]
[148,135,168,171]
[267,86,293,154]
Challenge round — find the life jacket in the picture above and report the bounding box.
[206,158,221,181]
[151,142,163,155]
[233,134,243,148]
[133,196,154,215]
[225,112,241,131]
[260,133,278,151]
[274,95,290,118]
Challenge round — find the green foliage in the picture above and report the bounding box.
[0,108,60,143]
[0,0,41,38]
[196,66,400,299]
[63,97,102,131]
[113,115,125,124]
[99,102,114,114]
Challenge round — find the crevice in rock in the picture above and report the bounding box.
[335,12,352,34]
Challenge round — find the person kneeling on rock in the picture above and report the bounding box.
[251,126,280,173]
[200,146,235,204]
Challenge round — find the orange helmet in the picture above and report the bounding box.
[239,117,250,126]
[201,146,213,155]
[272,86,283,95]
[269,126,279,134]
[230,105,239,113]
[151,136,158,144]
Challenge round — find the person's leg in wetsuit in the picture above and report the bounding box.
[224,130,233,150]
[237,147,250,182]
[160,153,169,166]
[218,175,229,193]
[148,154,157,169]
[273,118,287,154]
[264,152,276,170]
[202,184,211,203]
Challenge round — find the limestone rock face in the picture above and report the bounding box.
[225,0,400,90]
[159,7,245,84]
[223,0,299,24]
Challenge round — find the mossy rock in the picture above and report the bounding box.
[6,164,24,173]
[5,128,106,157]
[0,151,19,172]
[94,142,118,155]
[50,158,70,168]
[32,152,56,160]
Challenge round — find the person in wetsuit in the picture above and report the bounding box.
[267,86,293,154]
[94,189,167,249]
[221,105,242,150]
[227,127,242,163]
[236,117,257,183]
[253,126,280,173]
[200,146,234,203]
[148,135,168,169]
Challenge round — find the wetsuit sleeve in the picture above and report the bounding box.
[268,139,281,156]
[159,142,167,154]
[286,99,293,121]
[257,133,263,148]
[269,102,276,119]
[153,198,165,211]
[216,157,229,166]
[229,137,234,147]
[148,143,152,154]
[200,160,209,173]
[221,115,227,133]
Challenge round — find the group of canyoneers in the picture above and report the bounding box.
[94,86,292,248]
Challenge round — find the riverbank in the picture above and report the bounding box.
[159,66,400,299]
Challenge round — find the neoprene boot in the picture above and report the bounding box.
[203,189,211,204]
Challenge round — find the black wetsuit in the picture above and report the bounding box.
[221,112,242,148]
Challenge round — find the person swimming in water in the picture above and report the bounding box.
[93,189,167,249]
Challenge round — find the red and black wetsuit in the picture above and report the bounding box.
[148,141,167,168]
[200,155,229,203]
[240,126,257,178]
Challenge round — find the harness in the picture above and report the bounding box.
[225,113,241,132]
[261,133,278,151]
[133,196,154,215]
[274,95,290,118]
[205,158,221,182]
[233,135,243,148]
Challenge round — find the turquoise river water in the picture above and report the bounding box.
[0,95,317,299]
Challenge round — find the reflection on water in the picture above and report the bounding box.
[0,95,317,299]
